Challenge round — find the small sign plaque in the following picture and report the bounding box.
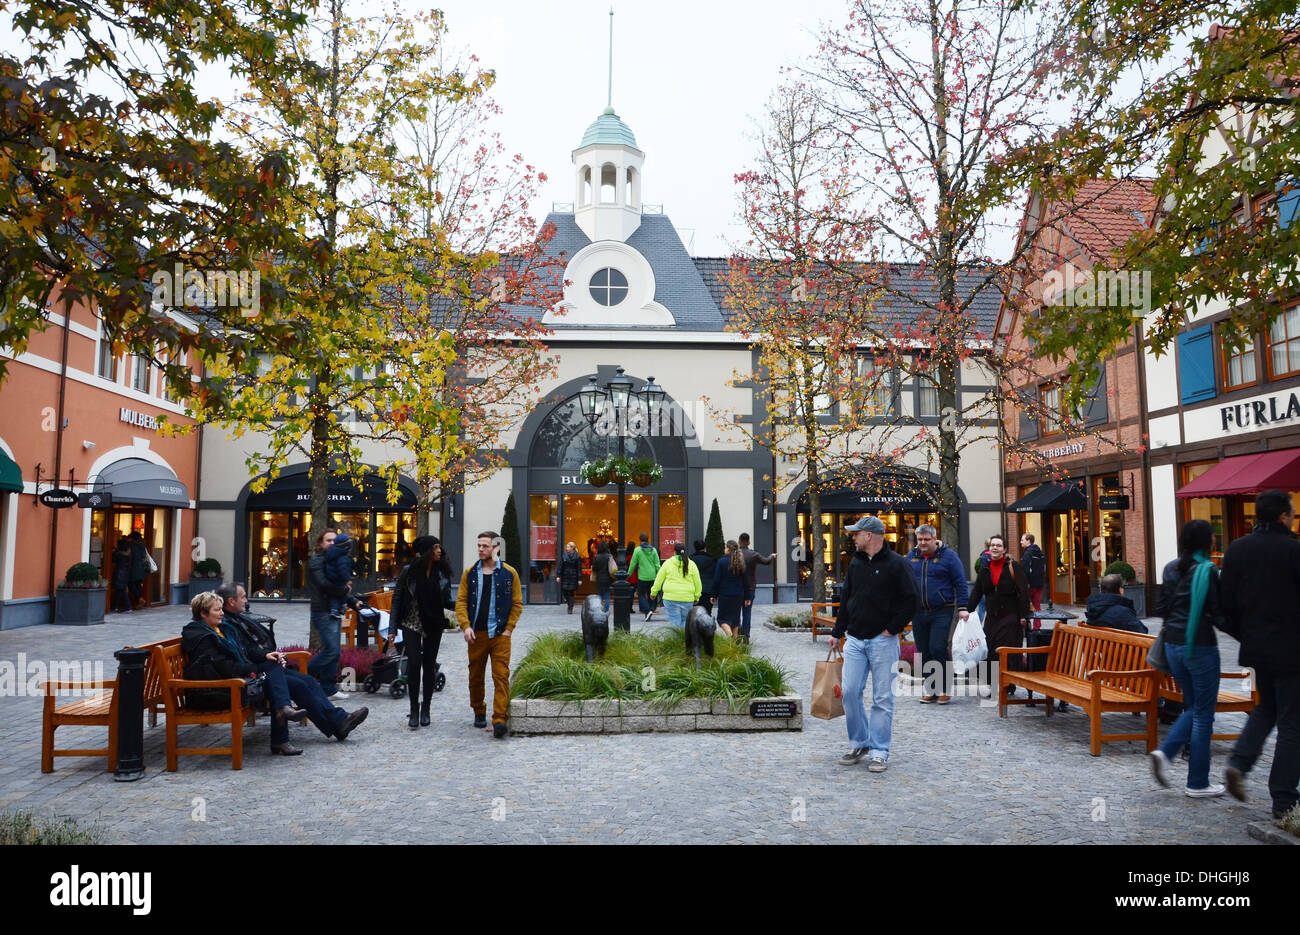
[39,488,78,509]
[749,699,797,720]
[79,491,112,509]
[1098,494,1130,510]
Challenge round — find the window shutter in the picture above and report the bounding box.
[1279,178,1300,231]
[1083,362,1109,427]
[1017,387,1038,441]
[1178,325,1216,404]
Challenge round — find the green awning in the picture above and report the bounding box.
[0,451,21,493]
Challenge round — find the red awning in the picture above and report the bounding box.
[1176,449,1300,498]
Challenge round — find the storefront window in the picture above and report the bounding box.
[658,495,685,555]
[1093,475,1124,575]
[795,509,938,599]
[1181,462,1226,562]
[250,511,291,598]
[373,512,415,581]
[529,494,558,602]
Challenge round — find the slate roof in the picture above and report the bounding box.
[692,257,1005,337]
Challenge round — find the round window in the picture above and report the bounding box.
[589,267,629,307]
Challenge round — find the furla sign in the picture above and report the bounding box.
[1185,388,1300,444]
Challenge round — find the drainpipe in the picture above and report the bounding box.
[1134,319,1156,608]
[47,304,72,622]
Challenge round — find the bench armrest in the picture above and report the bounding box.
[997,645,1050,659]
[1219,671,1251,679]
[1085,667,1159,681]
[283,651,310,673]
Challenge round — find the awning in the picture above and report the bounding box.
[90,458,190,506]
[1176,449,1300,498]
[0,451,20,493]
[1006,481,1087,513]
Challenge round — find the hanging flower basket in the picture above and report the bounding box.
[630,459,664,488]
[580,459,613,487]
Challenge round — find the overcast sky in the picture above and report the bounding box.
[419,0,851,256]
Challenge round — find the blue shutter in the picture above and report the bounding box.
[1083,363,1109,427]
[1178,326,1216,404]
[1278,178,1300,231]
[1017,387,1038,441]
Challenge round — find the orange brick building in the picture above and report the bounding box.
[996,179,1157,609]
[0,295,201,629]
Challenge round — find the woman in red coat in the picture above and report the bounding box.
[963,534,1030,695]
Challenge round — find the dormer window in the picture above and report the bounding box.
[589,268,628,306]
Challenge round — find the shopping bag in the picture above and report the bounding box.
[811,642,845,720]
[950,612,988,677]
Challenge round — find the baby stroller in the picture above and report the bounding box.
[362,626,445,698]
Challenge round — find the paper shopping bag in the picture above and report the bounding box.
[811,642,844,720]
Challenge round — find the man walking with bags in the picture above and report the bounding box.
[830,516,919,772]
[907,523,968,704]
[1220,490,1300,819]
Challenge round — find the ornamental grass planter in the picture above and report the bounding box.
[53,587,107,626]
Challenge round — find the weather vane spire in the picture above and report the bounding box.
[606,6,614,113]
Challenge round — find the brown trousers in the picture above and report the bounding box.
[467,631,512,724]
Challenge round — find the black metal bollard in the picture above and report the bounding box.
[611,572,633,632]
[112,647,149,782]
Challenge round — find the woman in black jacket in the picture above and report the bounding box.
[592,542,615,612]
[964,534,1029,694]
[690,540,717,610]
[556,542,583,613]
[181,591,259,709]
[390,536,455,729]
[110,539,132,613]
[1149,519,1226,797]
[711,541,751,638]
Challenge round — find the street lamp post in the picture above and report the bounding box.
[578,368,664,632]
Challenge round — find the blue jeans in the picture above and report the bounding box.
[741,599,753,639]
[260,664,348,744]
[912,607,955,696]
[307,611,341,694]
[842,632,900,759]
[598,586,610,613]
[1159,640,1220,790]
[663,599,693,629]
[636,581,653,614]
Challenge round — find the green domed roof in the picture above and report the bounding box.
[579,108,639,149]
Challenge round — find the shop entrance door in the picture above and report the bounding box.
[94,506,169,610]
[1048,510,1091,605]
[560,493,652,601]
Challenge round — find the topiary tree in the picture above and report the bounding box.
[705,498,725,559]
[501,491,522,571]
[1103,560,1137,583]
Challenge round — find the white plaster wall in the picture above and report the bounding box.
[1145,346,1179,412]
[702,469,754,543]
[197,508,237,585]
[462,466,513,571]
[1147,414,1182,450]
[1150,462,1178,575]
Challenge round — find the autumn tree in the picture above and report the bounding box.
[1007,2,1300,377]
[380,38,561,534]
[0,0,318,398]
[806,0,1083,548]
[189,2,481,548]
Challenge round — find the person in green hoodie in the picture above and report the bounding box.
[628,533,662,622]
[650,542,703,629]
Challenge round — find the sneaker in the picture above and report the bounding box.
[867,757,887,773]
[493,722,507,739]
[1225,766,1247,802]
[838,747,868,765]
[936,695,951,705]
[473,713,487,729]
[1149,749,1171,788]
[919,695,938,704]
[333,707,368,741]
[644,611,653,622]
[1185,783,1226,798]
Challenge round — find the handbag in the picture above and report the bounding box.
[241,672,267,708]
[811,642,845,720]
[1146,629,1171,673]
[145,551,158,573]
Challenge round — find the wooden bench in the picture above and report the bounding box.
[40,636,178,773]
[153,642,310,771]
[997,624,1159,756]
[811,602,837,641]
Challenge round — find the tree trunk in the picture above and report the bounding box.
[306,398,331,652]
[808,461,826,603]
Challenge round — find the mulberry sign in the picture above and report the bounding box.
[120,408,159,431]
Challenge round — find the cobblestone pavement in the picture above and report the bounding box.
[0,602,1275,844]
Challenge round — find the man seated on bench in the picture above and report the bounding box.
[185,588,368,757]
[1084,574,1149,634]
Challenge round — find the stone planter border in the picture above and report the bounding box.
[53,587,107,626]
[508,695,802,734]
[762,622,816,633]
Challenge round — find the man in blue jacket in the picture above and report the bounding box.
[907,524,968,704]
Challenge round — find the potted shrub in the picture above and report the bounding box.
[54,563,108,626]
[1103,560,1145,618]
[629,458,663,488]
[189,558,224,598]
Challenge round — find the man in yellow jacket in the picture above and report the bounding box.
[650,543,703,629]
[455,531,523,738]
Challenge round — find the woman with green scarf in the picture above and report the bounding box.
[1149,519,1227,797]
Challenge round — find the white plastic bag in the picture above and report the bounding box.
[950,612,988,676]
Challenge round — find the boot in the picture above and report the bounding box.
[408,700,420,730]
[420,700,431,727]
